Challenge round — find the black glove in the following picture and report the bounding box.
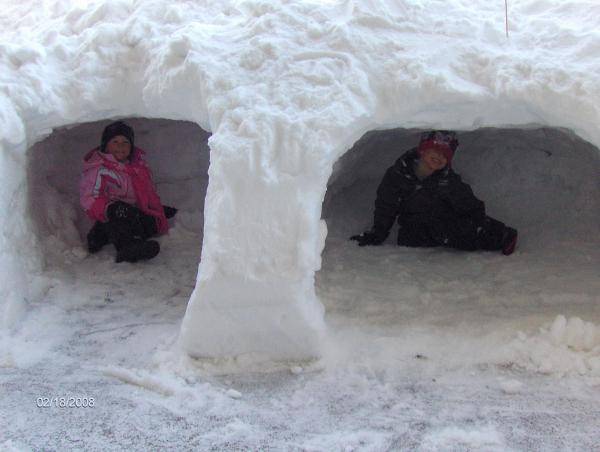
[107,201,140,222]
[163,205,178,219]
[350,230,386,246]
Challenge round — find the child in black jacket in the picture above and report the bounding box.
[351,130,518,255]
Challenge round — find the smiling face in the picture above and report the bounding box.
[421,147,448,172]
[105,135,131,162]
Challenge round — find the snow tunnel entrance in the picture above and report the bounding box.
[26,117,210,289]
[318,127,600,328]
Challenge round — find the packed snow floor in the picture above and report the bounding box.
[2,224,599,450]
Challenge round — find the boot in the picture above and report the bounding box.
[116,239,160,263]
[105,217,144,262]
[501,227,518,256]
[476,217,509,251]
[87,221,109,253]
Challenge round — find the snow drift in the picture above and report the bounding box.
[1,0,599,361]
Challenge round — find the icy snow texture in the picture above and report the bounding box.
[0,0,599,360]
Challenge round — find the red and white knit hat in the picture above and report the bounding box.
[417,130,459,167]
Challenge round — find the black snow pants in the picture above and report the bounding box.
[86,204,158,254]
[397,215,508,251]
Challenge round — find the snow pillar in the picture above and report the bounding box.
[179,116,328,361]
[0,139,42,328]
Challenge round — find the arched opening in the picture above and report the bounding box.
[8,118,210,366]
[319,127,600,335]
[26,118,210,266]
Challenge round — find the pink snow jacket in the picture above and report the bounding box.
[80,147,169,234]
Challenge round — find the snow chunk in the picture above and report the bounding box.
[101,366,177,396]
[506,315,600,376]
[226,388,242,399]
[498,379,524,394]
[549,315,598,351]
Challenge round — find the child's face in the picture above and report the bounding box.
[106,135,131,162]
[421,148,448,172]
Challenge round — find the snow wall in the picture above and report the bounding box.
[1,0,599,362]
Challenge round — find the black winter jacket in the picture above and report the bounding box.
[372,149,486,241]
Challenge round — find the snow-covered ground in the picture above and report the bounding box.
[2,214,599,450]
[2,121,600,450]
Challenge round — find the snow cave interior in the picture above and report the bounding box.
[323,126,599,245]
[26,118,210,268]
[319,126,599,327]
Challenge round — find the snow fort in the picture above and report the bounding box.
[1,1,599,363]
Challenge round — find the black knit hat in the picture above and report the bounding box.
[100,121,134,153]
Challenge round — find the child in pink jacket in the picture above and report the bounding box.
[80,121,176,263]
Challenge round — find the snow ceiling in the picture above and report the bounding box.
[1,0,599,361]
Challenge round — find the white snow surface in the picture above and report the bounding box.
[1,1,600,447]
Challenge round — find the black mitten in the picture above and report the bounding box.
[163,205,178,219]
[350,230,386,247]
[107,201,140,222]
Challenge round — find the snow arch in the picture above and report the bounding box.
[316,126,600,344]
[2,1,600,364]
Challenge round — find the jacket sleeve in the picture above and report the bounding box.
[372,156,413,238]
[80,166,111,222]
[444,174,486,222]
[130,164,170,234]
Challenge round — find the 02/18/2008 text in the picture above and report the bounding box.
[36,397,95,408]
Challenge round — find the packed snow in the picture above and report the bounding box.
[1,0,600,449]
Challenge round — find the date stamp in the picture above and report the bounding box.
[36,396,95,408]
